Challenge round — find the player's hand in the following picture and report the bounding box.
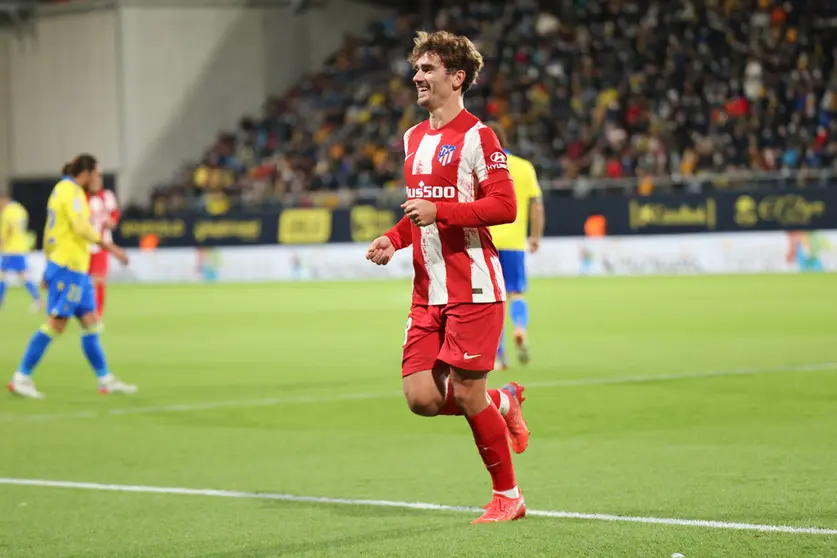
[529,237,540,253]
[366,236,395,265]
[110,245,130,266]
[402,199,437,227]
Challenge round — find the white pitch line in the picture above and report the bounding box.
[1,361,836,424]
[0,477,835,535]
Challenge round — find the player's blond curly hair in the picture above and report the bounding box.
[409,30,484,93]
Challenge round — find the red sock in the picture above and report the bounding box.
[437,380,502,416]
[466,404,516,492]
[487,389,501,408]
[95,282,106,319]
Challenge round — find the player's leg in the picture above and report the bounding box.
[494,251,513,371]
[434,304,529,452]
[401,305,448,415]
[89,253,108,320]
[19,269,44,312]
[495,327,507,371]
[0,269,6,308]
[93,277,105,320]
[8,264,69,398]
[75,274,136,394]
[494,250,522,370]
[450,366,525,523]
[9,318,66,399]
[400,305,513,418]
[0,256,19,308]
[509,294,529,364]
[507,250,530,364]
[439,303,528,523]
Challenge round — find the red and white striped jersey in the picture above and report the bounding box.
[385,109,517,306]
[87,189,120,254]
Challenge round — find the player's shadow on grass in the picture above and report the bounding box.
[199,513,460,557]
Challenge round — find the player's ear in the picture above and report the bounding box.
[451,69,466,90]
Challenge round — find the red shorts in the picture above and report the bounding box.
[401,302,504,377]
[89,252,109,278]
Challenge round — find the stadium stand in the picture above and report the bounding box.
[142,0,837,215]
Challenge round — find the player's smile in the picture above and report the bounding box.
[415,81,431,105]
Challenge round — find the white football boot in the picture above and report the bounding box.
[8,372,46,399]
[98,374,138,395]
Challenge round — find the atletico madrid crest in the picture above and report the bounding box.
[437,144,457,166]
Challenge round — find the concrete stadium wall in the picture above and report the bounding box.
[0,33,10,195]
[4,9,122,178]
[118,5,269,206]
[0,0,392,203]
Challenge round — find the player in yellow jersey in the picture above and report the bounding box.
[0,195,43,312]
[486,122,545,370]
[8,154,137,399]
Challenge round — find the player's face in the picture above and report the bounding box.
[413,53,463,110]
[79,166,102,191]
[89,169,103,194]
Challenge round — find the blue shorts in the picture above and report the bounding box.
[498,249,527,294]
[1,254,28,273]
[44,261,96,319]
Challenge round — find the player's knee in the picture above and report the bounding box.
[78,312,99,331]
[43,321,65,336]
[450,380,486,415]
[403,386,443,417]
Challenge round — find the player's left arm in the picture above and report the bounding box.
[106,190,120,229]
[63,194,102,245]
[528,162,545,253]
[430,127,516,228]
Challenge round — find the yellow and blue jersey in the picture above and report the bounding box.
[44,178,100,274]
[489,152,542,294]
[1,201,31,273]
[42,178,101,318]
[489,152,543,252]
[1,201,30,254]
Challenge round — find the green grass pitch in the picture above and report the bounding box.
[1,274,836,557]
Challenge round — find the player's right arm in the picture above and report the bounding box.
[384,215,413,250]
[368,124,421,265]
[366,216,413,266]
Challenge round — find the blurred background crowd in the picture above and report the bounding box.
[26,0,837,215]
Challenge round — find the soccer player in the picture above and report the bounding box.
[485,121,544,371]
[86,169,120,320]
[0,195,43,312]
[8,154,137,399]
[366,30,529,523]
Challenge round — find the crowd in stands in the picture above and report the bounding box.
[146,0,837,215]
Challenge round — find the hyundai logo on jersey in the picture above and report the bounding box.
[437,144,457,166]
